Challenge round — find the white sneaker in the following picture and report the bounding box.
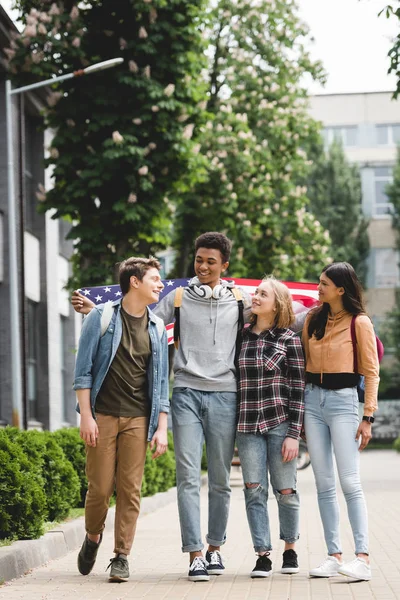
[338,557,371,581]
[309,556,342,577]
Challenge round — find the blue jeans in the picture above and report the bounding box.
[171,387,237,552]
[236,421,300,552]
[304,384,369,555]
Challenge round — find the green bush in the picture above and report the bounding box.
[394,436,400,452]
[53,428,87,507]
[0,424,177,541]
[141,430,176,497]
[0,429,46,539]
[41,432,80,521]
[5,428,80,522]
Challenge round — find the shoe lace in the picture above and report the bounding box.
[106,556,126,571]
[190,556,206,572]
[208,551,222,566]
[256,552,271,565]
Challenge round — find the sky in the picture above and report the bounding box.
[1,0,398,95]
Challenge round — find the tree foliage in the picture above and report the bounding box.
[172,0,332,280]
[7,0,208,287]
[6,0,333,284]
[306,139,370,285]
[381,3,400,98]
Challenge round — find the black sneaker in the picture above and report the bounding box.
[107,555,130,582]
[188,556,210,582]
[205,550,225,575]
[251,553,272,578]
[77,534,102,575]
[281,549,299,574]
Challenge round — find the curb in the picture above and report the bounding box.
[0,475,208,584]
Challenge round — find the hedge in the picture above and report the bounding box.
[0,426,177,542]
[394,436,400,452]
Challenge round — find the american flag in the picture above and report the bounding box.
[77,278,319,344]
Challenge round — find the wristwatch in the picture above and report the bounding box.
[362,416,375,424]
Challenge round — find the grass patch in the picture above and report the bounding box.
[0,538,15,548]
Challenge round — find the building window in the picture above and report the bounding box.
[24,114,41,232]
[27,300,39,421]
[376,123,400,146]
[323,126,358,147]
[373,167,393,216]
[374,248,400,288]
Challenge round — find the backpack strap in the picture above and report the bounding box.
[232,287,244,366]
[100,301,115,336]
[155,318,165,340]
[350,315,358,374]
[173,287,185,350]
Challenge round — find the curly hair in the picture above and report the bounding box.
[195,232,232,263]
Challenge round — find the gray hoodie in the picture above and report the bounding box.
[153,280,252,392]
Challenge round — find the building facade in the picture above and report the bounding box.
[0,5,78,430]
[309,91,400,331]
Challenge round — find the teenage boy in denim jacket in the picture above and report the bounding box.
[73,257,169,582]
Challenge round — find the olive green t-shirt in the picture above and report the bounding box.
[95,306,151,417]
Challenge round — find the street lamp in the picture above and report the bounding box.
[6,57,123,427]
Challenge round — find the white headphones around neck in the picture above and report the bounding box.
[191,283,225,299]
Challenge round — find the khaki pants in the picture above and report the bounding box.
[85,414,148,555]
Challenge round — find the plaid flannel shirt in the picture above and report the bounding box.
[237,326,305,439]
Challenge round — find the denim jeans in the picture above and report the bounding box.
[304,384,369,555]
[236,421,300,553]
[171,387,237,552]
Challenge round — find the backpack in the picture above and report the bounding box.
[100,301,165,339]
[173,286,245,361]
[350,315,384,403]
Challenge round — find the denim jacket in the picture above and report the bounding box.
[73,299,169,441]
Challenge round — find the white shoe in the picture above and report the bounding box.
[309,555,342,578]
[338,557,371,581]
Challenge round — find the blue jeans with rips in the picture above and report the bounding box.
[236,421,300,553]
[304,384,369,555]
[171,387,237,553]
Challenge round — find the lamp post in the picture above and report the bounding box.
[6,57,123,427]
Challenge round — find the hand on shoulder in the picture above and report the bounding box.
[72,290,96,315]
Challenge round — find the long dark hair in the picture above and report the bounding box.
[308,262,366,340]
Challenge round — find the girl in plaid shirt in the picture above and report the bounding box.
[236,276,305,578]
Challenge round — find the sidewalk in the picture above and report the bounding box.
[0,450,399,600]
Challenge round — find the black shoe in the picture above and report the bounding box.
[281,549,299,574]
[188,556,210,582]
[106,555,130,582]
[251,553,272,578]
[77,534,102,575]
[205,550,225,575]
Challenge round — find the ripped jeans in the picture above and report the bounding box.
[236,421,300,552]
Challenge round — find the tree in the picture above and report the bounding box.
[306,139,370,285]
[7,0,208,287]
[172,0,332,280]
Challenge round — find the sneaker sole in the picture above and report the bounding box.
[251,570,272,578]
[109,575,129,582]
[188,575,210,582]
[309,572,338,578]
[207,569,224,575]
[338,569,371,581]
[281,567,299,574]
